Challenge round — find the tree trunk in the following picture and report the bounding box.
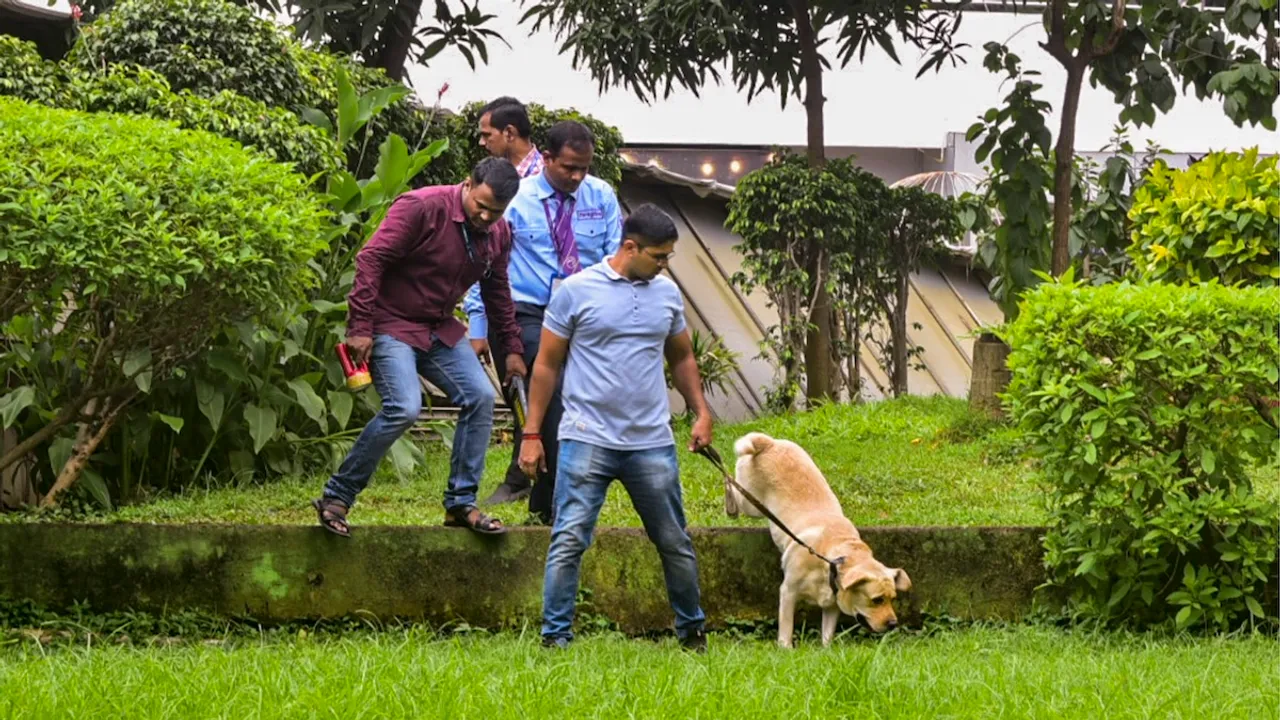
[374,0,424,81]
[891,272,910,396]
[969,333,1012,417]
[790,0,834,403]
[39,396,130,508]
[1050,63,1086,276]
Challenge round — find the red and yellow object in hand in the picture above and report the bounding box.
[335,343,372,391]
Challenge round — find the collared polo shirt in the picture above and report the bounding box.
[543,258,687,450]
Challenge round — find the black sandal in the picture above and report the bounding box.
[312,498,351,538]
[444,504,507,535]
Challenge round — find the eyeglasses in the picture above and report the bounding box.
[642,248,675,264]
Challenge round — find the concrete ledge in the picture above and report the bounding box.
[0,524,1046,631]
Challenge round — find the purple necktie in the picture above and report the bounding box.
[543,191,582,277]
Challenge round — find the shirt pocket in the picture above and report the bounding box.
[573,217,610,256]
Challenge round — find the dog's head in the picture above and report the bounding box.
[834,560,911,633]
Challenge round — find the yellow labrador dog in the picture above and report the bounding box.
[730,432,911,647]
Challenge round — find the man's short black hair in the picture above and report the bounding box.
[623,204,679,248]
[471,156,521,204]
[545,120,595,156]
[479,96,531,139]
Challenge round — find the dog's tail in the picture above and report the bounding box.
[734,432,774,458]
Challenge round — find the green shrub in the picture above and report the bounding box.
[1128,149,1279,286]
[0,38,341,177]
[0,97,328,505]
[0,36,71,106]
[1004,278,1279,631]
[69,0,307,109]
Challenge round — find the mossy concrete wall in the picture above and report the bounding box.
[0,524,1046,631]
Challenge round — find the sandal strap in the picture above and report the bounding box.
[449,504,501,529]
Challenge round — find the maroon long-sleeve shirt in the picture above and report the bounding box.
[346,184,524,357]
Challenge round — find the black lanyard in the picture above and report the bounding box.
[458,222,492,278]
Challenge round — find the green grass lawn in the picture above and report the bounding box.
[6,396,1276,528]
[1,627,1275,719]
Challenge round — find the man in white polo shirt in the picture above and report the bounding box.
[518,203,714,652]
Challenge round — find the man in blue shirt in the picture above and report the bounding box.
[464,121,622,522]
[518,204,714,652]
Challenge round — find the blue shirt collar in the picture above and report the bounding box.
[535,171,578,201]
[599,256,649,285]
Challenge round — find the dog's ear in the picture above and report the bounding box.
[892,568,912,593]
[839,564,873,591]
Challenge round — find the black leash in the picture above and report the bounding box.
[694,445,845,597]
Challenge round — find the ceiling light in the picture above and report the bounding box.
[729,159,743,173]
[701,162,715,176]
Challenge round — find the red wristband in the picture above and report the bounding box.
[523,433,542,441]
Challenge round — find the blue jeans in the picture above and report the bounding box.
[324,334,495,511]
[542,440,706,641]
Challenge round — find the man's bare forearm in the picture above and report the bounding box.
[524,357,562,432]
[670,355,710,418]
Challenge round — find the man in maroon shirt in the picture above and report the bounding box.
[313,158,526,537]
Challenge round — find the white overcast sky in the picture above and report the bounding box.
[405,1,1278,153]
[21,0,1277,152]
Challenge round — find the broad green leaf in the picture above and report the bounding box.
[327,389,353,430]
[1175,605,1196,629]
[207,349,250,384]
[1090,419,1107,439]
[1076,380,1107,403]
[1084,443,1097,465]
[244,403,278,455]
[1200,448,1216,475]
[124,348,153,393]
[1246,596,1265,618]
[287,378,326,426]
[299,107,333,134]
[388,435,422,478]
[0,386,36,429]
[376,134,411,194]
[336,67,360,145]
[196,380,225,430]
[48,437,74,476]
[79,467,112,511]
[1135,349,1162,361]
[152,413,184,434]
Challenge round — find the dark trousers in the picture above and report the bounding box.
[494,302,564,518]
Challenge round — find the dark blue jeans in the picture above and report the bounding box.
[324,334,495,511]
[542,440,706,641]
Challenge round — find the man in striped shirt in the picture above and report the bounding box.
[477,97,544,178]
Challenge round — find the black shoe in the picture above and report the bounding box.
[541,635,571,650]
[483,482,531,506]
[679,629,707,654]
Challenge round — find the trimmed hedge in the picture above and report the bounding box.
[0,95,327,325]
[1128,149,1279,287]
[69,0,307,109]
[0,37,341,177]
[1005,280,1279,631]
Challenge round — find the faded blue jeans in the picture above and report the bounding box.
[324,334,495,511]
[542,440,706,642]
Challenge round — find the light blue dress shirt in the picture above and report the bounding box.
[465,172,623,340]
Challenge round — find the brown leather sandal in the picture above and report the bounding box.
[444,504,507,535]
[312,498,351,538]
